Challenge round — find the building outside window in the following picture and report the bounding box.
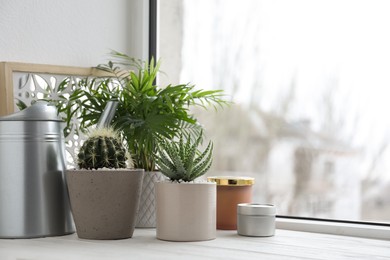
[157,0,390,224]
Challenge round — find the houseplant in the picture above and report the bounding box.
[66,127,144,239]
[55,51,228,227]
[154,131,216,241]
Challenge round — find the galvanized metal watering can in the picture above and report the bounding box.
[0,101,74,238]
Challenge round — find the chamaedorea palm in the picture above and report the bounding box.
[53,51,228,171]
[154,131,213,182]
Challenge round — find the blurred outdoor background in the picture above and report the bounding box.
[157,0,390,223]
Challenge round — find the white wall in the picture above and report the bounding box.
[0,0,149,67]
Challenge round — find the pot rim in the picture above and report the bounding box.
[156,180,216,185]
[67,168,144,171]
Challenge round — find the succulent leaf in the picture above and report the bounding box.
[155,131,212,182]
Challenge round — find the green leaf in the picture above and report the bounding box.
[43,51,227,171]
[154,130,213,182]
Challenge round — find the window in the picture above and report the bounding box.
[157,0,390,225]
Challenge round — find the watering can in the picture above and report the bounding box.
[0,101,74,238]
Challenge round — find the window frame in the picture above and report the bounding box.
[277,216,390,240]
[149,0,157,61]
[151,0,390,240]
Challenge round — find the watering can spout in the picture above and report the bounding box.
[96,100,119,129]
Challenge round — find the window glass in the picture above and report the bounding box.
[158,0,390,223]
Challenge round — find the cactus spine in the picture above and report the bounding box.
[77,128,132,170]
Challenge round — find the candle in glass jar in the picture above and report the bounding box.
[207,176,254,230]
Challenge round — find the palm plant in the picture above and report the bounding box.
[154,131,213,182]
[55,51,228,171]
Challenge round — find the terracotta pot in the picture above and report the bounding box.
[66,169,144,239]
[208,176,254,230]
[156,181,216,241]
[136,171,166,228]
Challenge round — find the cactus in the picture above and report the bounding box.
[77,128,133,170]
[155,131,213,182]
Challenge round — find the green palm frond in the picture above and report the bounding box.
[46,51,228,171]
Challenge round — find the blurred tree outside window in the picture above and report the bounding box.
[157,0,390,223]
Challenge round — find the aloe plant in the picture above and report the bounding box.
[154,131,213,182]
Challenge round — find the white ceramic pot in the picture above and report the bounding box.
[136,171,166,227]
[156,181,216,241]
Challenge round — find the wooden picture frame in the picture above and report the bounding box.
[0,61,112,167]
[0,61,107,116]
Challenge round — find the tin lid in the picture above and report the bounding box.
[207,176,254,186]
[0,101,62,122]
[238,203,276,216]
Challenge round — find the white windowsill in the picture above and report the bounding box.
[0,227,389,259]
[276,217,390,240]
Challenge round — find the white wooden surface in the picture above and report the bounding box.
[0,229,389,260]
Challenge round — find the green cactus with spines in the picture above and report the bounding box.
[77,128,133,170]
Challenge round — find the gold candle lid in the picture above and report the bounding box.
[207,176,254,186]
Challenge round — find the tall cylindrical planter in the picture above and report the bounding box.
[66,169,144,240]
[136,171,166,228]
[156,182,216,242]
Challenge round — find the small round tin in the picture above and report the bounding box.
[237,203,276,237]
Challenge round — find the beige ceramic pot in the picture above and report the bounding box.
[136,171,166,228]
[66,169,144,240]
[156,181,216,241]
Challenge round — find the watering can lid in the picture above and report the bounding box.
[0,101,62,122]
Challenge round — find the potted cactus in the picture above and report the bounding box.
[154,131,216,242]
[66,127,144,240]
